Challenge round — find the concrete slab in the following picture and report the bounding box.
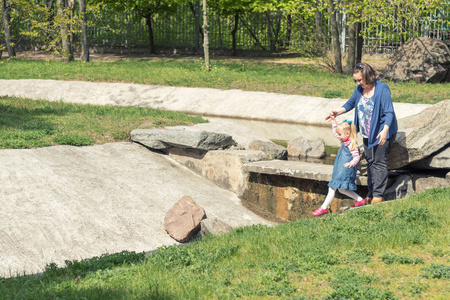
[0,143,271,278]
[244,160,368,186]
[0,79,431,126]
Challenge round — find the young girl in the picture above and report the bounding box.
[312,117,365,216]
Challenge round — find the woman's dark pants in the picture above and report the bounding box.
[363,134,395,198]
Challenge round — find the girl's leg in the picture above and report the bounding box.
[321,187,337,209]
[338,189,363,201]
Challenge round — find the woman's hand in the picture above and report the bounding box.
[377,125,390,145]
[326,107,346,122]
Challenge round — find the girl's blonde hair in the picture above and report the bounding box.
[338,120,357,151]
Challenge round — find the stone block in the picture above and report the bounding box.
[131,128,236,151]
[164,196,206,243]
[165,148,265,196]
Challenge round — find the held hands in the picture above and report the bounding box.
[326,111,337,122]
[326,108,346,122]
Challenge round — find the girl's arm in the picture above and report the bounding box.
[344,146,360,167]
[332,122,340,140]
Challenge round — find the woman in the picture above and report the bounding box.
[326,63,398,204]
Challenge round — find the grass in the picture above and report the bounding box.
[1,57,449,104]
[0,96,206,149]
[0,55,448,298]
[1,188,449,299]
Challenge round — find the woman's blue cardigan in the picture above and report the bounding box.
[342,79,398,149]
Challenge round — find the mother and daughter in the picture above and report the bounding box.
[313,62,398,216]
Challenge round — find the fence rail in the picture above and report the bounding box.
[11,2,450,55]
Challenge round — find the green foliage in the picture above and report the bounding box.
[1,188,449,298]
[53,134,95,146]
[421,264,450,279]
[0,96,206,149]
[379,252,424,265]
[393,207,430,223]
[44,251,147,279]
[323,90,343,98]
[346,249,374,264]
[325,268,396,300]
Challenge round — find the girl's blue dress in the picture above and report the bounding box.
[328,143,357,190]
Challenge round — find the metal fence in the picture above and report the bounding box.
[13,1,450,54]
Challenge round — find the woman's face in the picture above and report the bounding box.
[353,71,370,89]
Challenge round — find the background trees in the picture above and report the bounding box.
[1,0,446,71]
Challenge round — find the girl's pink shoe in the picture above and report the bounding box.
[313,207,329,216]
[351,199,366,207]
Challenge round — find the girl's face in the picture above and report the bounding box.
[336,127,350,142]
[353,71,370,89]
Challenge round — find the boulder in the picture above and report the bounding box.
[384,37,450,83]
[164,196,206,243]
[388,100,450,169]
[131,128,236,151]
[408,145,450,169]
[249,140,287,160]
[384,174,414,200]
[199,218,234,237]
[287,138,326,159]
[413,174,450,193]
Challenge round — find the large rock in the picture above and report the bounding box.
[249,140,287,160]
[388,100,450,169]
[164,196,206,243]
[384,174,414,200]
[408,145,450,169]
[413,174,450,193]
[384,37,450,83]
[131,128,236,151]
[287,137,326,159]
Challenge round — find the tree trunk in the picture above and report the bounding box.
[2,0,16,58]
[231,13,238,56]
[57,0,73,62]
[285,13,292,49]
[346,18,356,74]
[314,1,323,42]
[356,22,363,63]
[327,0,342,73]
[145,14,155,54]
[202,0,210,71]
[78,0,89,62]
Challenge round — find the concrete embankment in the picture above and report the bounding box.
[0,79,433,278]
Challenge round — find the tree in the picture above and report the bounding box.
[94,0,181,54]
[79,0,89,62]
[1,0,16,58]
[327,0,342,73]
[202,0,209,71]
[57,0,73,62]
[208,0,254,56]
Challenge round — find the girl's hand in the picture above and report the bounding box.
[326,111,336,122]
[344,162,354,168]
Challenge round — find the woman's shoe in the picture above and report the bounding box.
[351,199,366,207]
[372,197,383,204]
[366,197,373,204]
[313,207,329,216]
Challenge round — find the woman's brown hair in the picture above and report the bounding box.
[353,63,376,85]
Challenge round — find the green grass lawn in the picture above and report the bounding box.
[1,57,449,104]
[0,96,206,149]
[1,188,449,299]
[0,56,448,299]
